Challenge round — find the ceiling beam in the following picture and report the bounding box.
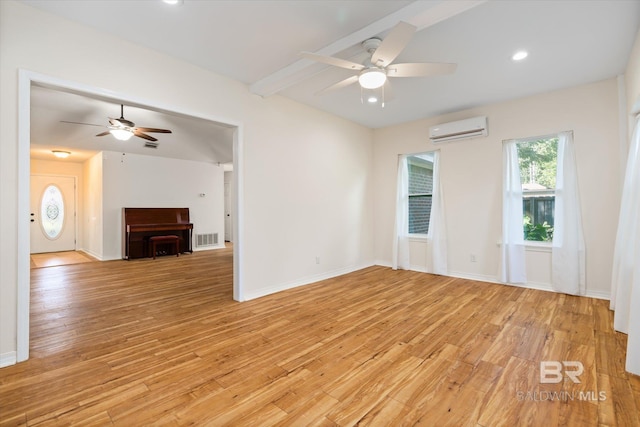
[249,0,486,97]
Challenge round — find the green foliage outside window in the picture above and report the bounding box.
[517,138,558,189]
[518,137,557,242]
[523,215,553,241]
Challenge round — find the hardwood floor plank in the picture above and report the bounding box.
[0,249,638,426]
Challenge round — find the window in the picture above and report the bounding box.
[407,153,434,234]
[40,184,65,240]
[516,136,558,242]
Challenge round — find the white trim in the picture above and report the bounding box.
[524,242,552,253]
[243,261,375,301]
[0,351,17,368]
[192,244,226,252]
[17,71,31,362]
[233,125,244,302]
[632,95,640,116]
[447,270,609,300]
[374,262,610,300]
[17,69,245,363]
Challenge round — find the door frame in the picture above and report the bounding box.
[17,69,245,362]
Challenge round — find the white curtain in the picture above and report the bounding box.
[500,140,526,283]
[392,154,410,270]
[551,131,586,295]
[610,116,640,376]
[427,151,447,275]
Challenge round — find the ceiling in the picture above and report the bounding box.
[30,85,235,163]
[23,0,640,162]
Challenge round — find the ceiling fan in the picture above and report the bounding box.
[301,21,456,104]
[61,104,172,143]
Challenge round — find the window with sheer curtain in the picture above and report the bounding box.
[393,151,447,274]
[501,131,584,294]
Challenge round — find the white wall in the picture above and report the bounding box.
[83,153,104,259]
[100,151,224,260]
[373,78,621,299]
[0,1,374,363]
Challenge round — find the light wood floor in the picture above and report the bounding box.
[1,247,639,426]
[30,251,97,269]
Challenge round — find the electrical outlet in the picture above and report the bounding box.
[470,254,477,262]
[316,256,320,264]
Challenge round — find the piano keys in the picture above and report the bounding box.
[122,207,194,259]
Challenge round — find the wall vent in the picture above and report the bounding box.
[196,233,218,247]
[144,141,159,149]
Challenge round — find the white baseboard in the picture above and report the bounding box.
[193,244,226,252]
[444,271,610,300]
[243,261,376,301]
[374,264,610,300]
[79,248,104,261]
[0,351,16,368]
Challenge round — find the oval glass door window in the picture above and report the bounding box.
[40,184,65,240]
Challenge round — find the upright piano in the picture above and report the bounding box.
[123,207,193,259]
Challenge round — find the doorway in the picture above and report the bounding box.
[17,70,245,363]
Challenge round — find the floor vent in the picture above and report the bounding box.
[196,233,218,247]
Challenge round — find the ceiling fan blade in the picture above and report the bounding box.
[387,62,457,78]
[371,21,416,67]
[316,75,359,95]
[95,131,110,137]
[133,130,158,142]
[135,127,172,134]
[60,120,104,127]
[300,52,364,71]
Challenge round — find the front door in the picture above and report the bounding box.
[30,175,76,254]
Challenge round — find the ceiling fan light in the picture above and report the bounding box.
[110,128,134,141]
[358,69,387,89]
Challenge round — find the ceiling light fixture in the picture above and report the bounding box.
[512,50,528,61]
[110,128,134,141]
[358,68,387,89]
[52,150,71,158]
[162,0,184,5]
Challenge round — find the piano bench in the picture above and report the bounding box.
[149,235,180,259]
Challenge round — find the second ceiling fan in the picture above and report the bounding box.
[62,104,172,144]
[301,21,457,103]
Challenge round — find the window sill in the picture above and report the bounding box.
[525,241,552,253]
[408,234,429,243]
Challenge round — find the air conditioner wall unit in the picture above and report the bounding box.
[429,116,488,143]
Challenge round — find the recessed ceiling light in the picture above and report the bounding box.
[512,50,528,61]
[162,0,183,5]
